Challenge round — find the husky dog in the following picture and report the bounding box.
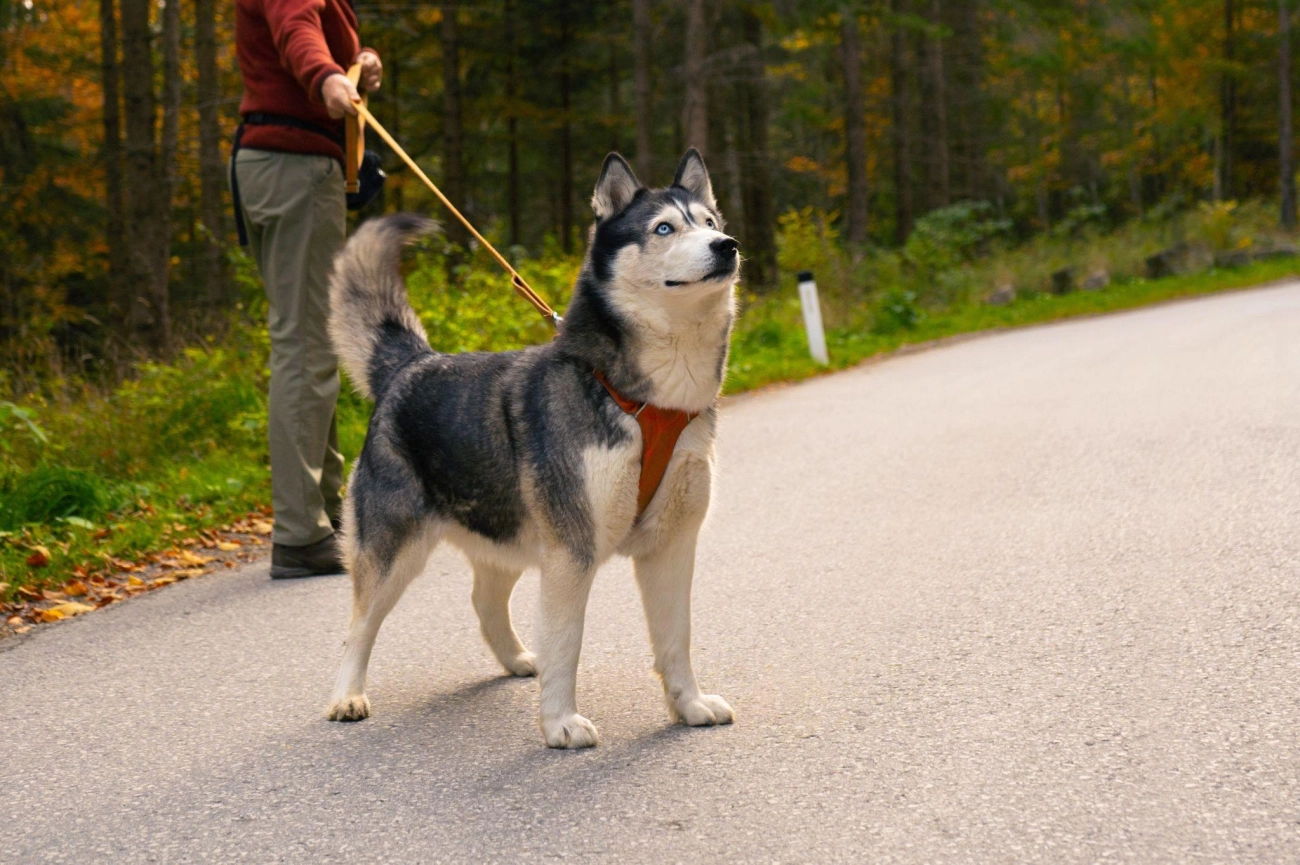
[325,149,738,748]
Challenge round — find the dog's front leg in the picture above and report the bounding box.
[536,549,599,748]
[634,533,734,728]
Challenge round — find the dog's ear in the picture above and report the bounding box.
[591,153,642,220]
[672,148,717,211]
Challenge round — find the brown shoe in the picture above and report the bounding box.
[271,533,345,579]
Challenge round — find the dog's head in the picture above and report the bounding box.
[586,149,740,305]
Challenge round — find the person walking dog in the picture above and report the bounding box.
[230,0,381,578]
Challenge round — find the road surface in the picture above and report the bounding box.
[4,285,1299,863]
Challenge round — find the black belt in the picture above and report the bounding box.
[229,113,345,247]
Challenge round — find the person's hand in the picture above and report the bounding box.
[322,72,360,119]
[358,51,383,93]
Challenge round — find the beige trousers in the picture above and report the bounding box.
[233,148,346,547]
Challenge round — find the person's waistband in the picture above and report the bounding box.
[241,112,344,147]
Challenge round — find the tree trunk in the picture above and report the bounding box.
[119,0,161,349]
[890,0,915,242]
[1219,0,1237,201]
[153,0,179,354]
[99,0,127,311]
[442,1,466,248]
[196,0,225,307]
[559,0,574,252]
[920,0,949,212]
[608,30,621,154]
[1282,0,1297,229]
[738,5,775,289]
[945,0,986,201]
[505,0,520,246]
[682,0,709,153]
[633,0,654,178]
[840,4,868,245]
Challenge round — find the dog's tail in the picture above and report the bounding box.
[330,213,439,400]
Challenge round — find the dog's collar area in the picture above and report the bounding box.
[593,370,697,518]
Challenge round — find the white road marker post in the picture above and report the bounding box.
[797,270,829,366]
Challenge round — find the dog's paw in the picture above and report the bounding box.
[541,713,599,749]
[326,694,371,722]
[670,693,735,727]
[503,651,537,677]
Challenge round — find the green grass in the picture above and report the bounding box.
[725,255,1300,394]
[3,236,1299,603]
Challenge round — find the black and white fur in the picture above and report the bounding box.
[326,150,738,748]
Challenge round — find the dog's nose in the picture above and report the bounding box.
[711,237,739,256]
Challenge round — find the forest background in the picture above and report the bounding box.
[4,0,1300,600]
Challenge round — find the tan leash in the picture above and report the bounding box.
[345,64,561,328]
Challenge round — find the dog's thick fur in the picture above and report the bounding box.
[325,150,737,748]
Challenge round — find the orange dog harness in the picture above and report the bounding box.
[593,371,698,517]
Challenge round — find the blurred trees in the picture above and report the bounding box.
[5,0,1300,392]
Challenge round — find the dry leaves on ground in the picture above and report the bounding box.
[1,509,275,638]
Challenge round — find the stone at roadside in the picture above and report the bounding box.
[1251,245,1299,262]
[1082,269,1110,291]
[1145,243,1190,279]
[1050,268,1075,295]
[1214,249,1252,269]
[986,284,1016,306]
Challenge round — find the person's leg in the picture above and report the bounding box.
[236,149,346,550]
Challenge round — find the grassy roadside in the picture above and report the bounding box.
[725,255,1300,394]
[3,252,1299,627]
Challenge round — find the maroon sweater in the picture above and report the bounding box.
[235,0,375,163]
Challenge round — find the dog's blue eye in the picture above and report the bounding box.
[706,218,715,229]
[655,223,674,235]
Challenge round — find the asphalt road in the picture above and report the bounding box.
[4,285,1300,863]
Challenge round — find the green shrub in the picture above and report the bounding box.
[0,465,118,530]
[871,289,922,334]
[904,201,1012,276]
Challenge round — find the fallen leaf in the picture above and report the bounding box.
[26,546,51,568]
[64,580,88,596]
[6,616,20,627]
[93,528,113,541]
[174,568,204,578]
[37,608,64,622]
[151,576,178,587]
[127,576,144,587]
[49,601,94,618]
[217,541,240,551]
[42,589,67,601]
[178,550,213,566]
[173,523,187,532]
[0,582,8,594]
[17,586,41,600]
[15,626,29,634]
[72,565,90,578]
[251,519,273,535]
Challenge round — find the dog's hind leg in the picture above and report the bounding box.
[634,532,734,728]
[326,521,439,721]
[536,550,600,748]
[470,561,536,677]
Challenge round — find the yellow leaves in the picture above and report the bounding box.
[251,519,273,536]
[127,576,144,587]
[63,580,88,596]
[38,602,94,622]
[173,569,204,579]
[178,550,213,567]
[6,616,21,627]
[217,541,241,552]
[150,576,178,587]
